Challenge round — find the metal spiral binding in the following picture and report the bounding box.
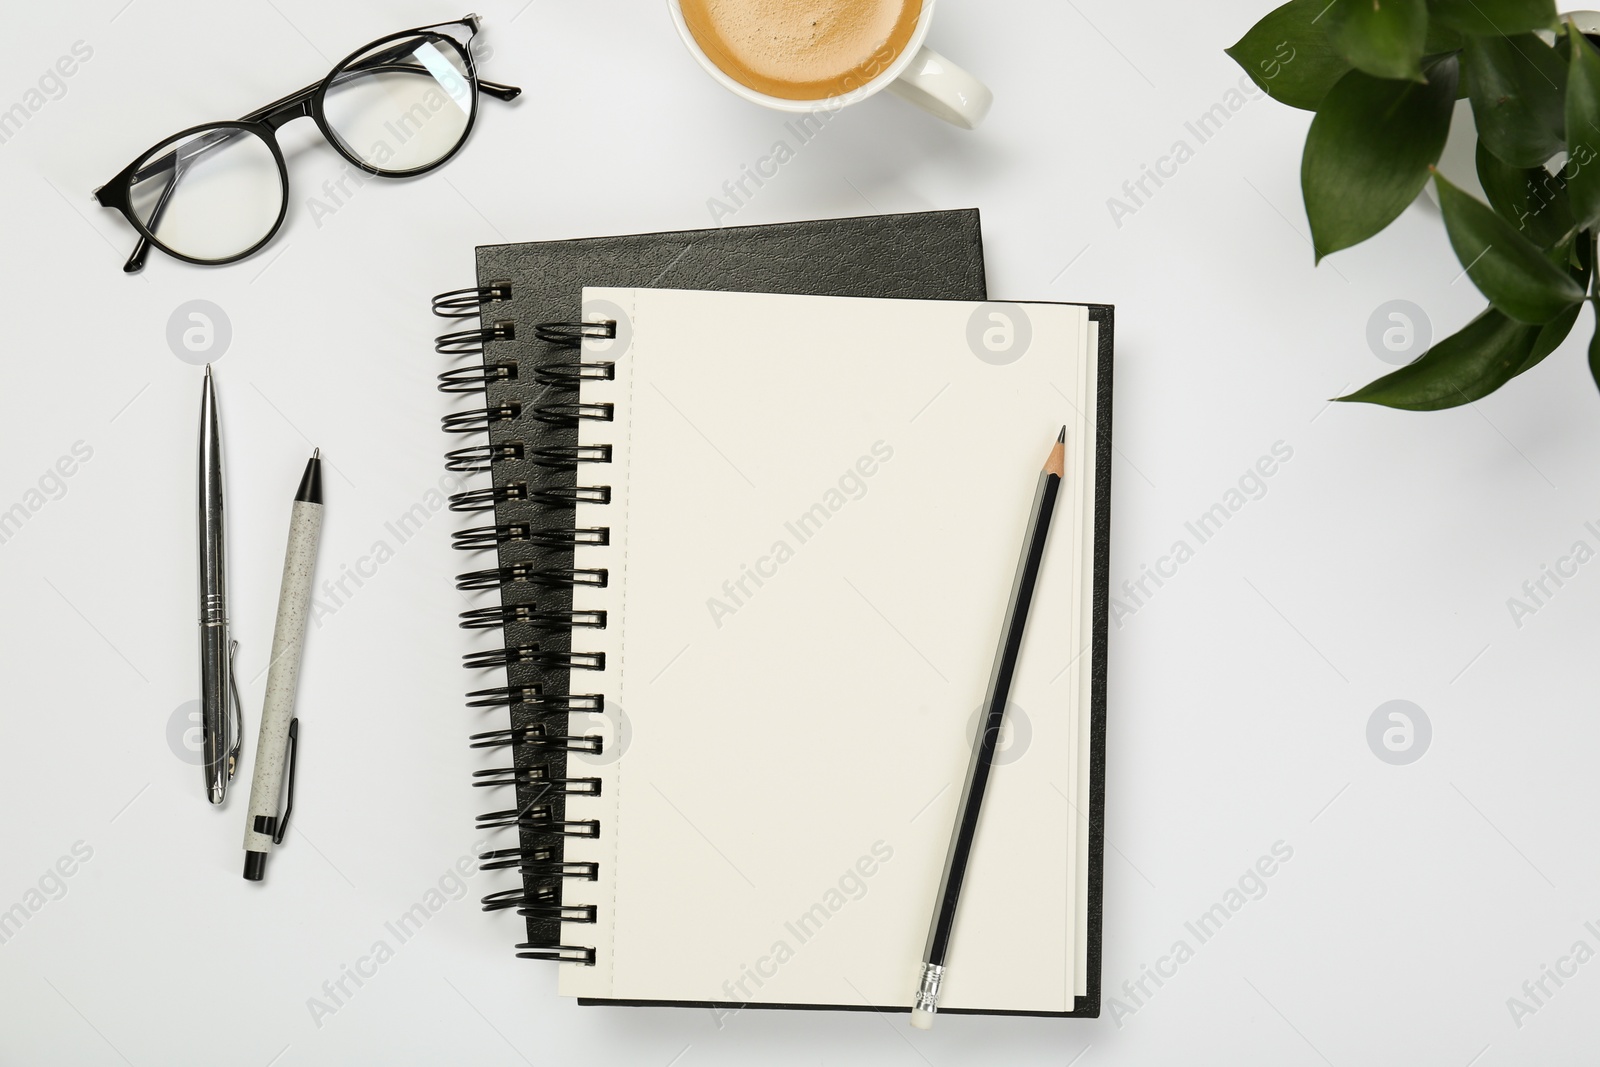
[471,766,601,794]
[455,565,607,592]
[453,525,610,552]
[433,282,511,318]
[444,442,523,473]
[482,885,597,923]
[449,484,610,512]
[482,885,557,911]
[530,401,613,426]
[528,444,612,469]
[470,725,604,753]
[436,293,620,966]
[438,363,516,393]
[477,847,598,879]
[517,943,596,964]
[441,402,519,434]
[458,605,607,632]
[534,320,616,347]
[448,484,526,512]
[479,845,556,870]
[463,646,605,672]
[475,805,598,835]
[520,903,598,923]
[464,689,602,714]
[525,485,611,508]
[437,321,514,356]
[534,361,614,388]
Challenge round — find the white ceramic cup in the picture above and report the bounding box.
[667,0,993,130]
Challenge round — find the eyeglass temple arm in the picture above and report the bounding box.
[123,180,177,272]
[307,37,521,101]
[122,133,223,272]
[475,78,521,100]
[351,18,521,98]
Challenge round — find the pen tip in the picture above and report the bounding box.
[296,450,324,504]
[1057,426,1066,443]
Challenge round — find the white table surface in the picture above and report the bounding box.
[4,1,1597,1064]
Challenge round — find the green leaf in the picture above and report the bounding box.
[1423,20,1463,54]
[1589,303,1600,394]
[1517,300,1583,374]
[1546,226,1580,273]
[1517,233,1587,374]
[1226,0,1353,110]
[1336,308,1539,408]
[1557,223,1592,287]
[1429,0,1557,37]
[1328,0,1428,81]
[1434,169,1586,320]
[1463,33,1567,168]
[1475,139,1574,248]
[1565,24,1600,229]
[1301,60,1458,259]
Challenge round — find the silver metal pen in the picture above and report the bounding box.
[198,364,240,804]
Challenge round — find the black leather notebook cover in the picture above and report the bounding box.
[434,210,1104,1017]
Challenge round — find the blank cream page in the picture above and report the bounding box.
[560,288,1090,1012]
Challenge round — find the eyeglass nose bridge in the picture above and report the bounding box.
[261,99,313,131]
[247,87,318,132]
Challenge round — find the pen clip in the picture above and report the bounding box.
[226,640,242,781]
[273,718,298,844]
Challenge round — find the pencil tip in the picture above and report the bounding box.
[1044,427,1067,478]
[312,447,320,460]
[204,363,213,379]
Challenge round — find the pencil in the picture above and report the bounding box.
[911,426,1067,1029]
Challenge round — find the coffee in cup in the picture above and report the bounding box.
[668,0,993,129]
[678,0,922,101]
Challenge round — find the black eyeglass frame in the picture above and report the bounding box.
[93,14,520,273]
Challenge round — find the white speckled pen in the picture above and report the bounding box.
[242,449,324,881]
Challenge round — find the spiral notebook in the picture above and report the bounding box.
[437,209,989,952]
[434,212,1111,1017]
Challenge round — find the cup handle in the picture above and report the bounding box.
[883,45,993,129]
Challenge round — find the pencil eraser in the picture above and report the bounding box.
[910,1007,934,1030]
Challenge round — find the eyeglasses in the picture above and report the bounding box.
[94,14,519,273]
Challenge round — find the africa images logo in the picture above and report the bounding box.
[1366,700,1431,766]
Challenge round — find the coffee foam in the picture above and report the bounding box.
[681,0,921,101]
